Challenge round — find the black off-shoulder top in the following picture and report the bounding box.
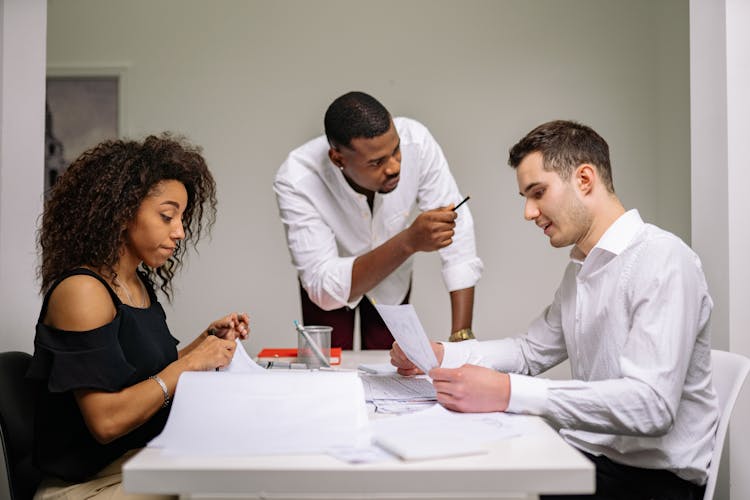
[27,268,179,482]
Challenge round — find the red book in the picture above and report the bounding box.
[256,347,342,365]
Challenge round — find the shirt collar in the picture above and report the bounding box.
[596,209,643,255]
[570,209,644,263]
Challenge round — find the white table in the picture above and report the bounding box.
[123,351,594,500]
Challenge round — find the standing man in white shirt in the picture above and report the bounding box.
[274,92,483,350]
[391,120,718,499]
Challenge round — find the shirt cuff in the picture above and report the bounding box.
[442,258,483,291]
[438,339,479,368]
[305,256,357,310]
[506,373,548,415]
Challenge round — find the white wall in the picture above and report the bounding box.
[36,0,690,359]
[6,2,749,497]
[691,1,750,499]
[0,0,46,353]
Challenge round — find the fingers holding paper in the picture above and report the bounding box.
[390,342,422,376]
[390,341,445,377]
[184,335,237,371]
[429,364,511,413]
[206,312,250,340]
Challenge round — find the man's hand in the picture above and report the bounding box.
[390,341,445,376]
[405,206,456,253]
[429,364,510,413]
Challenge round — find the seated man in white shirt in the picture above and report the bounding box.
[274,91,483,349]
[390,120,718,500]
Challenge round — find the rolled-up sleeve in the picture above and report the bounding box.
[274,166,357,310]
[412,121,483,291]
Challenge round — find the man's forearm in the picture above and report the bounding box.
[349,231,415,301]
[450,287,475,334]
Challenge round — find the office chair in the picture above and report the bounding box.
[703,349,750,500]
[0,351,42,500]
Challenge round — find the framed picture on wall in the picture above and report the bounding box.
[45,65,128,192]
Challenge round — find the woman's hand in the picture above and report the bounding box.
[182,334,237,371]
[206,312,250,341]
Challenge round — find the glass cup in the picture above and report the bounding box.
[297,325,332,369]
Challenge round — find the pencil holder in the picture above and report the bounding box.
[297,325,332,369]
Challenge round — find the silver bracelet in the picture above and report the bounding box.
[149,375,171,409]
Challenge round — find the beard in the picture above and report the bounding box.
[549,187,592,248]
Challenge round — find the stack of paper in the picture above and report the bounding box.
[359,374,436,402]
[150,371,371,455]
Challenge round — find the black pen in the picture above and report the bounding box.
[453,195,470,211]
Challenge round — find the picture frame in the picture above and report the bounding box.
[45,64,129,191]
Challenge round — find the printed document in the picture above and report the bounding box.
[373,304,438,373]
[359,373,436,402]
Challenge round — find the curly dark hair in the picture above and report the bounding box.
[38,133,217,300]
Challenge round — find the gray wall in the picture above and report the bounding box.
[32,0,690,358]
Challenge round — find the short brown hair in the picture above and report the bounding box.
[508,120,614,193]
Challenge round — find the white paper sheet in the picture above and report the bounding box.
[372,404,532,461]
[373,304,438,373]
[149,371,372,455]
[221,339,267,373]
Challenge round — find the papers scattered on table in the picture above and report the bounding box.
[372,404,531,461]
[150,371,371,456]
[373,304,438,374]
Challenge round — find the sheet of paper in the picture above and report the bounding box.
[373,304,438,373]
[371,404,532,461]
[150,371,371,455]
[359,373,436,402]
[358,363,397,375]
[221,339,267,373]
[371,400,437,415]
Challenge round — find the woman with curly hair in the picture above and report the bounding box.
[28,134,249,499]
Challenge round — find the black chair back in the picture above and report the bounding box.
[0,352,42,500]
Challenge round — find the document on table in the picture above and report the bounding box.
[150,371,371,455]
[372,404,532,461]
[359,373,436,402]
[373,304,438,373]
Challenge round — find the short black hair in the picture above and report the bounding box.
[508,120,614,193]
[324,91,392,149]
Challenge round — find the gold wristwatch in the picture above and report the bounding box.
[448,328,475,342]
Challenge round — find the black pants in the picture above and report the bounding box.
[299,281,411,350]
[541,451,705,500]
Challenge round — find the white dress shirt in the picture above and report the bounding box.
[274,117,483,310]
[441,210,718,484]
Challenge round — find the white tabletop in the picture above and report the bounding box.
[123,350,594,500]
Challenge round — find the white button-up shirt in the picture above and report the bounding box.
[442,210,718,484]
[274,117,483,310]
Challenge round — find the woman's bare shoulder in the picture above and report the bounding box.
[45,274,117,331]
